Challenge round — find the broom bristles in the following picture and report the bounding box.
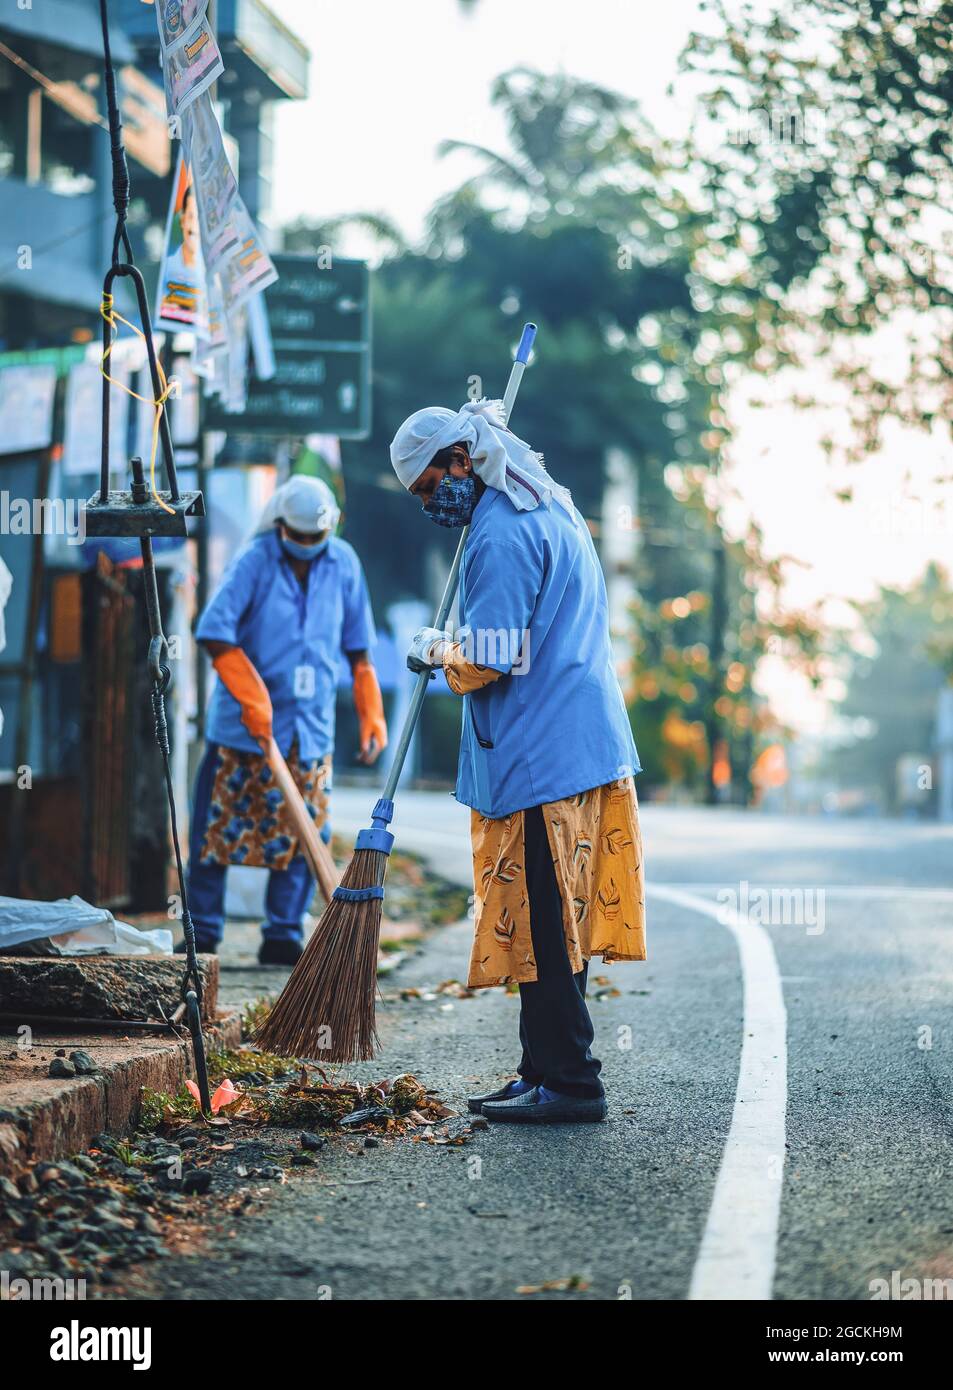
[255,847,389,1062]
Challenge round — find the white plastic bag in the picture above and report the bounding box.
[0,895,172,955]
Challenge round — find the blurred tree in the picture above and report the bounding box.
[829,564,953,810]
[680,0,953,462]
[630,461,828,801]
[283,211,408,259]
[287,68,717,610]
[424,68,715,523]
[280,67,829,797]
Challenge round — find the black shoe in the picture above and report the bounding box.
[467,1079,537,1114]
[174,939,218,955]
[482,1086,607,1124]
[258,938,303,967]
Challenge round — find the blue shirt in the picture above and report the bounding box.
[196,530,375,759]
[455,488,640,817]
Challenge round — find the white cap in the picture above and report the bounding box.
[257,475,341,536]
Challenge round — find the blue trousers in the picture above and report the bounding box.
[185,742,323,949]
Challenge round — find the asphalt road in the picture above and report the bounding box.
[121,797,953,1301]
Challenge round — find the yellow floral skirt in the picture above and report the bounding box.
[199,743,331,872]
[468,776,646,988]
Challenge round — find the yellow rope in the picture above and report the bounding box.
[100,293,175,515]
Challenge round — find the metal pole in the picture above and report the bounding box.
[705,535,727,806]
[194,427,213,733]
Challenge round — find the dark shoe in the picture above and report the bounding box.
[174,939,218,955]
[467,1079,536,1114]
[258,938,303,967]
[482,1086,607,1124]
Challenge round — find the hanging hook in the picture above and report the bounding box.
[148,635,171,692]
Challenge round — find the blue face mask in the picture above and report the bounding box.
[281,534,329,562]
[424,473,477,528]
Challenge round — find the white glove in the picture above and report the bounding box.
[407,625,448,673]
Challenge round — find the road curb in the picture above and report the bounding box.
[0,1011,242,1177]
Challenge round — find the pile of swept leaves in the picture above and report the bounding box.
[267,1069,455,1133]
[141,1050,466,1145]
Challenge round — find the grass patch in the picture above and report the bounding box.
[207,1047,291,1085]
[241,996,272,1038]
[138,1084,196,1131]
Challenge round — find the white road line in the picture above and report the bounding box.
[648,883,788,1302]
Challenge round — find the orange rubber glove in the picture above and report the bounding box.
[352,659,388,762]
[212,647,273,744]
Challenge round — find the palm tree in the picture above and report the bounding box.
[430,67,670,241]
[282,212,408,260]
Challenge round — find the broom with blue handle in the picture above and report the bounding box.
[257,323,537,1061]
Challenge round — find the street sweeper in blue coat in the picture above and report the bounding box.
[185,476,387,967]
[389,399,646,1124]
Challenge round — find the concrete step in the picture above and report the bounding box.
[0,1008,240,1177]
[0,952,220,1025]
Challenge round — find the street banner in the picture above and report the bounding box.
[169,356,201,447]
[197,276,229,402]
[223,303,250,414]
[184,94,277,310]
[162,16,224,119]
[197,270,228,363]
[0,364,58,454]
[151,7,277,391]
[155,154,207,330]
[247,292,276,381]
[183,92,238,267]
[63,360,130,477]
[155,0,208,53]
[217,202,279,310]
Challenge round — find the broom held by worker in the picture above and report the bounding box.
[390,399,646,1124]
[185,475,387,967]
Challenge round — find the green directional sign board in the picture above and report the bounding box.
[208,254,371,439]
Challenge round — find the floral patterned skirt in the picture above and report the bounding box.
[468,776,646,989]
[197,742,331,871]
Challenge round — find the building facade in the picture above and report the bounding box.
[0,0,309,906]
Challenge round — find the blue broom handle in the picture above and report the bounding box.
[380,323,537,804]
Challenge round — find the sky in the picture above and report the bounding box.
[270,0,952,731]
[272,0,693,241]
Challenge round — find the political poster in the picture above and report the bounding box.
[155,0,207,53]
[163,17,223,119]
[155,154,207,330]
[183,93,239,268]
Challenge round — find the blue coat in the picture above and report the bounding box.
[454,487,640,817]
[196,530,375,760]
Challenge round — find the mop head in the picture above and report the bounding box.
[255,844,389,1063]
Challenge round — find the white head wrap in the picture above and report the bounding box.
[256,475,341,536]
[389,398,574,518]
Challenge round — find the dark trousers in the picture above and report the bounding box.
[516,804,604,1099]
